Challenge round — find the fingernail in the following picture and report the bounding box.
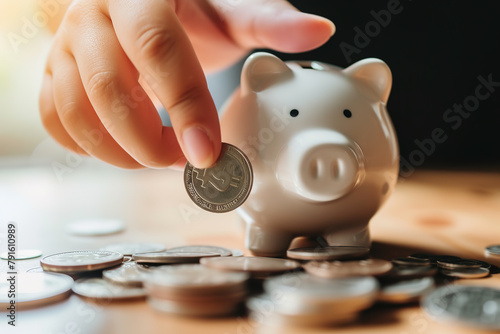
[324,18,336,36]
[302,13,336,36]
[182,127,214,168]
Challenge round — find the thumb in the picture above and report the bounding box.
[215,0,335,53]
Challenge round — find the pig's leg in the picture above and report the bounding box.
[246,224,294,257]
[323,226,371,248]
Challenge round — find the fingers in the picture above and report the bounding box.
[39,72,88,156]
[107,0,221,168]
[212,0,335,52]
[49,49,144,169]
[67,3,186,168]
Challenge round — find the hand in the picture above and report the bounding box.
[39,0,334,169]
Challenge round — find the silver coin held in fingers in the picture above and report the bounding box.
[184,143,253,213]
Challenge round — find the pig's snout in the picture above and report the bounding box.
[276,129,365,202]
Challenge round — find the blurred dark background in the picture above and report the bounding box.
[267,0,500,169]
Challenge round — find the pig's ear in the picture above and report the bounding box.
[343,59,392,103]
[241,52,293,94]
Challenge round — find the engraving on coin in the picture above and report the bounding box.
[184,143,253,213]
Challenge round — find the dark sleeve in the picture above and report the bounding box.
[269,0,500,168]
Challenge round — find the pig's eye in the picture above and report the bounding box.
[290,109,299,117]
[343,109,352,118]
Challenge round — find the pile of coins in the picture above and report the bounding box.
[2,241,500,331]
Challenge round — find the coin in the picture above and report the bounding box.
[133,251,220,264]
[247,293,360,326]
[378,277,434,304]
[145,264,248,316]
[264,273,379,301]
[392,257,431,266]
[103,262,147,287]
[184,143,253,213]
[167,245,232,257]
[380,265,437,281]
[100,242,166,256]
[0,273,73,309]
[260,273,378,324]
[73,277,146,300]
[422,285,500,330]
[287,246,370,261]
[65,218,125,236]
[200,256,301,277]
[472,259,492,269]
[408,253,435,260]
[429,255,462,264]
[440,267,490,279]
[304,259,393,278]
[230,249,244,257]
[409,253,461,264]
[41,250,123,273]
[485,245,500,257]
[437,258,482,269]
[0,249,42,260]
[145,264,248,293]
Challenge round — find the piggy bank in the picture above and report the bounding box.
[220,52,399,257]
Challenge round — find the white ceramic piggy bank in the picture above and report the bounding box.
[220,52,399,257]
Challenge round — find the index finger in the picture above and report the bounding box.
[106,0,221,168]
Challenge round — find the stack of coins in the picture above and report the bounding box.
[405,253,491,279]
[144,264,249,316]
[248,273,379,326]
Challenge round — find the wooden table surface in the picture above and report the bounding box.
[1,160,499,334]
